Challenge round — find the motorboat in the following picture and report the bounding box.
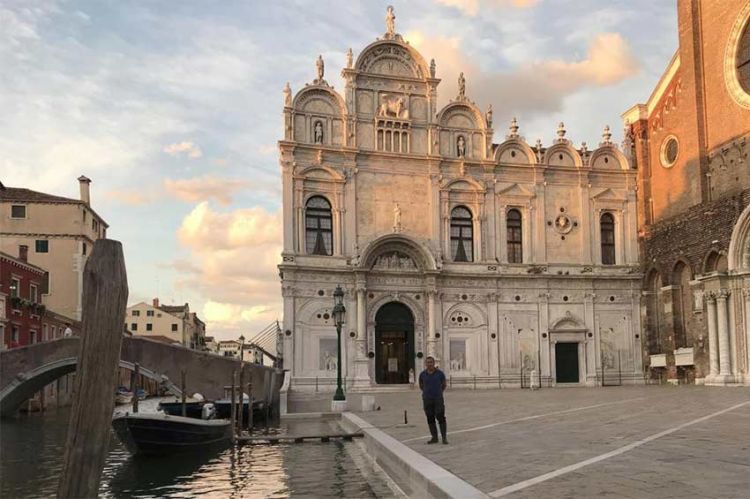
[112,407,232,455]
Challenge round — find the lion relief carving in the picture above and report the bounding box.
[378,94,409,119]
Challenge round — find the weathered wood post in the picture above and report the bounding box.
[230,371,237,442]
[237,365,245,433]
[181,370,187,417]
[57,239,128,499]
[132,363,139,414]
[247,381,253,432]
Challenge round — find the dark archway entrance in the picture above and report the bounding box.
[555,342,580,383]
[375,302,414,384]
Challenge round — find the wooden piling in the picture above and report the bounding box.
[132,363,139,414]
[181,370,187,417]
[247,382,253,432]
[57,240,128,499]
[237,366,244,434]
[229,370,237,442]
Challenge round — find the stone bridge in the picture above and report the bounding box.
[0,336,284,417]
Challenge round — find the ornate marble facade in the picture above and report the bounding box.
[278,8,643,390]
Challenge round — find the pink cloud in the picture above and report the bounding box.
[164,175,250,206]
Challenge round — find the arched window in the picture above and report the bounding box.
[737,17,750,94]
[506,209,523,263]
[704,251,729,274]
[305,196,333,255]
[600,213,615,265]
[450,206,473,262]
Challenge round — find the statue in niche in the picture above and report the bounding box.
[314,121,324,144]
[450,354,465,371]
[457,135,466,158]
[385,5,395,36]
[393,203,402,231]
[324,351,337,371]
[458,72,466,98]
[316,54,325,81]
[283,81,292,107]
[346,48,353,69]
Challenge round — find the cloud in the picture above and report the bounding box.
[409,31,639,118]
[106,188,153,206]
[164,175,249,205]
[174,202,282,336]
[163,141,203,159]
[434,0,539,16]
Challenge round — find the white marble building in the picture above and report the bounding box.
[278,8,643,390]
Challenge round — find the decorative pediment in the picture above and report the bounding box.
[591,188,626,202]
[496,183,535,198]
[550,311,586,331]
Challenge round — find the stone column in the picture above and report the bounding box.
[717,290,732,379]
[427,289,437,358]
[706,292,719,378]
[353,283,370,386]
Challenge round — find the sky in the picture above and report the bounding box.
[0,0,678,341]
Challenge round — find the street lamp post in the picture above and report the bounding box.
[332,285,346,406]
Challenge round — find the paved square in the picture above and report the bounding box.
[294,386,750,497]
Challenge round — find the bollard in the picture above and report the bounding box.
[404,410,408,425]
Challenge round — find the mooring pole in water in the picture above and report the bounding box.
[57,239,128,499]
[230,370,237,441]
[247,381,253,432]
[238,366,246,434]
[132,363,140,414]
[181,370,187,417]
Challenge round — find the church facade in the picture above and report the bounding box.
[278,8,643,391]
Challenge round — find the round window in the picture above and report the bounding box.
[725,3,750,108]
[660,136,679,168]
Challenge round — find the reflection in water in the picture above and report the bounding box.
[1,406,397,498]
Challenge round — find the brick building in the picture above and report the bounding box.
[1,248,49,348]
[623,0,750,385]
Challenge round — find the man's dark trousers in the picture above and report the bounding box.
[423,397,447,440]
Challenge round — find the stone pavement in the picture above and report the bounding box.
[293,386,750,498]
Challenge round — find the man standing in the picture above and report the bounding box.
[418,356,448,444]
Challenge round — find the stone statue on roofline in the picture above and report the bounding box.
[385,6,396,37]
[346,48,353,69]
[458,72,466,98]
[316,55,325,82]
[283,82,292,107]
[430,58,436,78]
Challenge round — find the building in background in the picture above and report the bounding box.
[278,7,643,391]
[623,0,750,386]
[217,340,240,358]
[204,336,217,353]
[125,298,206,348]
[0,176,108,320]
[1,249,49,348]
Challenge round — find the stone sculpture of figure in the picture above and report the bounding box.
[346,48,353,69]
[457,135,466,158]
[430,58,436,78]
[324,351,337,371]
[316,55,325,81]
[283,81,292,107]
[486,104,493,128]
[385,5,395,36]
[314,121,324,144]
[393,203,402,230]
[458,72,466,98]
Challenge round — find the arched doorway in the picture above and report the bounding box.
[375,302,414,384]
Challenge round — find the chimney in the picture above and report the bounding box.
[78,175,91,204]
[153,297,160,308]
[19,245,28,262]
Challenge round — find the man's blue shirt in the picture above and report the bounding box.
[419,368,445,400]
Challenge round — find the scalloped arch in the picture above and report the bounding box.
[292,85,346,115]
[543,142,583,167]
[495,138,537,165]
[443,302,487,327]
[354,40,430,79]
[588,145,630,170]
[297,164,346,182]
[359,233,437,271]
[436,101,486,130]
[442,176,485,192]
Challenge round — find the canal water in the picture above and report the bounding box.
[0,401,401,498]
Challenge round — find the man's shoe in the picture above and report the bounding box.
[427,437,439,444]
[442,438,449,445]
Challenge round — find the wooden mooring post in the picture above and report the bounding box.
[230,370,237,443]
[247,382,253,432]
[132,363,139,414]
[57,240,128,499]
[181,370,187,417]
[237,365,244,434]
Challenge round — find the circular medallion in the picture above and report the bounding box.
[554,214,573,234]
